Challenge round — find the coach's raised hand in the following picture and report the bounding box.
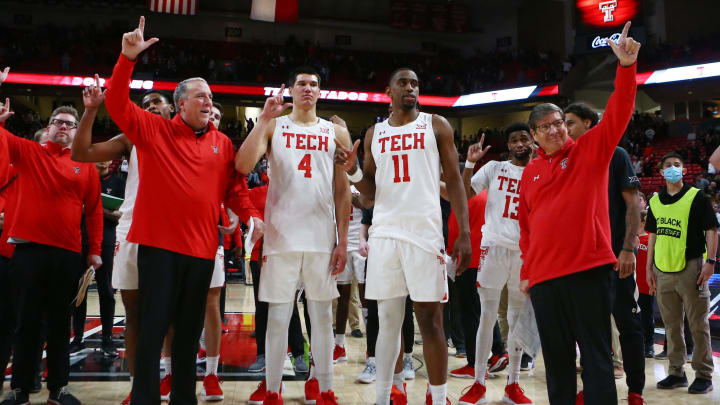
[607,21,641,67]
[121,16,159,61]
[0,67,10,86]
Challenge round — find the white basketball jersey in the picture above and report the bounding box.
[347,186,363,252]
[470,160,525,250]
[264,115,337,255]
[116,146,138,237]
[369,112,444,254]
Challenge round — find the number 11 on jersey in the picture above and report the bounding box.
[392,154,410,183]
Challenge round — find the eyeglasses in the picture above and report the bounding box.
[535,119,565,134]
[50,118,78,129]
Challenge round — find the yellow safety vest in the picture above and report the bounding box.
[649,187,699,272]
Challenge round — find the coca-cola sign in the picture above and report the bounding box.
[591,32,622,48]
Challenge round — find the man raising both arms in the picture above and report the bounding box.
[335,68,472,405]
[236,67,351,405]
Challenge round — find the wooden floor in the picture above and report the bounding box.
[15,282,720,404]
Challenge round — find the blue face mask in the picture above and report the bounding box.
[663,166,683,183]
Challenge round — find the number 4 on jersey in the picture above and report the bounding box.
[298,154,312,178]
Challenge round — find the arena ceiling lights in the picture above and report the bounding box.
[4,61,719,107]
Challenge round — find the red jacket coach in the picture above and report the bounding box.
[102,17,262,405]
[516,21,640,405]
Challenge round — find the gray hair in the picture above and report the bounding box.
[528,103,564,130]
[173,77,208,110]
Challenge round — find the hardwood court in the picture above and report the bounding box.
[12,283,720,404]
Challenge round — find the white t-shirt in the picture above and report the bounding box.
[470,160,525,250]
[347,186,363,251]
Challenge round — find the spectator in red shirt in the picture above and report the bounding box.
[103,18,262,405]
[0,103,103,405]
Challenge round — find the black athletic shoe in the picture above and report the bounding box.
[101,337,118,357]
[520,354,534,371]
[48,386,81,405]
[0,389,29,405]
[351,329,363,338]
[644,346,655,358]
[657,373,688,389]
[654,349,668,359]
[68,340,85,355]
[688,378,713,394]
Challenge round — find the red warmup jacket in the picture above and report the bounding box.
[635,234,650,295]
[248,185,268,261]
[0,129,103,255]
[518,63,637,288]
[0,165,18,258]
[0,132,7,213]
[447,191,487,269]
[105,54,261,260]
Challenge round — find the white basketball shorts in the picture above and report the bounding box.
[365,237,447,302]
[477,245,523,291]
[210,246,226,289]
[259,252,339,303]
[112,231,139,290]
[337,250,366,285]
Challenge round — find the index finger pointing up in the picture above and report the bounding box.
[139,16,145,34]
[620,21,631,41]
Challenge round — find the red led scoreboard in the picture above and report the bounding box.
[574,0,645,54]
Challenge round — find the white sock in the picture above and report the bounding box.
[393,371,404,391]
[475,287,502,385]
[375,297,406,405]
[309,363,316,380]
[429,383,447,405]
[367,356,376,365]
[403,352,412,361]
[199,328,206,350]
[307,300,334,392]
[163,357,172,376]
[335,333,345,347]
[130,376,134,385]
[362,307,369,319]
[266,302,294,393]
[206,356,219,376]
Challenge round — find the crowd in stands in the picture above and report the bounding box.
[640,32,720,71]
[1,21,567,96]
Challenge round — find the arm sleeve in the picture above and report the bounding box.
[1,126,38,164]
[470,161,493,194]
[693,192,719,231]
[613,147,641,189]
[645,204,657,233]
[518,174,531,280]
[84,167,103,256]
[576,63,637,165]
[225,171,262,224]
[104,54,156,147]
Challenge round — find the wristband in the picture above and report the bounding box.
[706,258,717,265]
[464,160,476,169]
[347,167,363,183]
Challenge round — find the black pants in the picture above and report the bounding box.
[0,256,14,381]
[130,246,213,405]
[250,260,305,358]
[444,278,465,350]
[364,297,414,357]
[609,270,645,394]
[530,266,617,405]
[637,294,655,352]
[10,243,82,394]
[72,241,116,342]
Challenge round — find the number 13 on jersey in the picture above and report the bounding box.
[503,195,519,219]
